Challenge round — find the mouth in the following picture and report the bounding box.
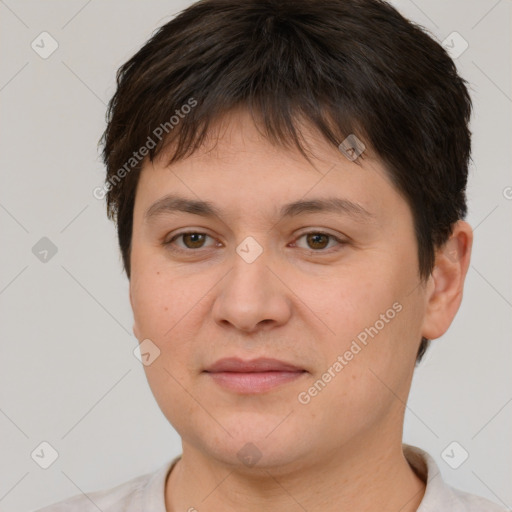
[203,357,307,394]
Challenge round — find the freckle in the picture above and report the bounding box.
[156,271,160,275]
[164,306,168,311]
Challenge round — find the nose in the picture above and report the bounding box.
[211,245,292,334]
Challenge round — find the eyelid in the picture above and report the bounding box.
[293,228,346,239]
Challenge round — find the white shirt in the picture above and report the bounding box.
[33,444,507,511]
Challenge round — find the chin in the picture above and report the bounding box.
[185,416,312,471]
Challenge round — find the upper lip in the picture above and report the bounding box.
[204,357,304,373]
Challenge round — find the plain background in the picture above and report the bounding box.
[0,1,510,510]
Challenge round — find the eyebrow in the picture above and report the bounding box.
[144,194,376,224]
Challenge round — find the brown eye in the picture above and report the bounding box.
[181,233,207,249]
[294,231,347,252]
[306,233,330,250]
[165,232,216,253]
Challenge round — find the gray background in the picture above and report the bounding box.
[0,1,510,510]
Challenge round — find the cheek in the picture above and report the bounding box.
[131,267,213,381]
[131,271,204,434]
[131,267,191,340]
[295,267,400,347]
[299,262,421,393]
[143,362,203,445]
[298,303,418,442]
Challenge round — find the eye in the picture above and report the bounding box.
[164,231,218,252]
[293,231,347,252]
[163,230,347,255]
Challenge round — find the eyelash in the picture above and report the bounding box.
[163,231,347,255]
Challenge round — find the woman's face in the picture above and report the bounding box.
[129,109,436,469]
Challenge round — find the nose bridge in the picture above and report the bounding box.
[211,236,291,332]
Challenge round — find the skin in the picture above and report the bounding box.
[129,108,473,512]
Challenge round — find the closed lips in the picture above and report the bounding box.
[204,358,305,373]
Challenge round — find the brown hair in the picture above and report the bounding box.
[100,0,473,362]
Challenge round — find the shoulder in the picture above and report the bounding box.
[403,444,508,512]
[447,485,508,512]
[32,472,150,512]
[32,459,175,512]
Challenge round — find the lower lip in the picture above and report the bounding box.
[205,371,306,393]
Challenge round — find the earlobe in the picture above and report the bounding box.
[420,221,473,341]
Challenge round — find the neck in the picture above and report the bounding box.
[165,434,425,512]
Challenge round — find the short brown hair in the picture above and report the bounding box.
[100,0,473,362]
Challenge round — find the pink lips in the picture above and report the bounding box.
[204,357,306,393]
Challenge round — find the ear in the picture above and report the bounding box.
[420,220,473,341]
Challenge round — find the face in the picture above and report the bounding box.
[129,109,430,470]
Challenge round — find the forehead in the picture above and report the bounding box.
[134,109,407,227]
